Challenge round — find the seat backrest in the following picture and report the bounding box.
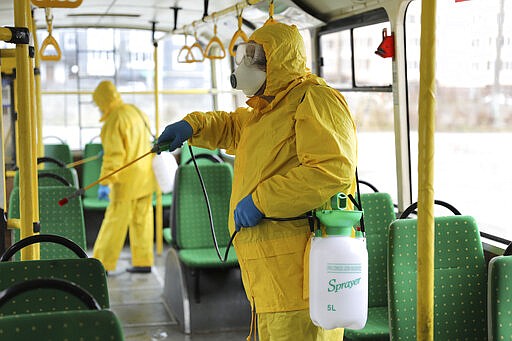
[359,192,396,308]
[388,215,487,340]
[488,255,512,340]
[0,310,123,340]
[44,143,73,168]
[82,143,103,199]
[180,141,222,166]
[173,163,233,249]
[0,258,109,313]
[8,186,86,260]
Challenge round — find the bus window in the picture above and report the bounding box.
[39,29,213,149]
[319,19,396,201]
[353,24,392,87]
[406,0,512,240]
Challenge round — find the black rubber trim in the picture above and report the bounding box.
[0,234,88,261]
[399,200,461,219]
[184,153,223,165]
[37,156,66,168]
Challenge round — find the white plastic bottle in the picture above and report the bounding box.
[152,151,178,194]
[309,210,368,330]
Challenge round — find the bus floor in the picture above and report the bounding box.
[89,244,248,341]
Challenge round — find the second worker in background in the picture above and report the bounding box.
[92,80,157,274]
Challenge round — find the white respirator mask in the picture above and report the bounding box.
[230,42,266,97]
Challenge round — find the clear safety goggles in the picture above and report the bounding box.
[234,42,266,66]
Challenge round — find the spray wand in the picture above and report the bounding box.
[65,152,102,168]
[58,144,167,206]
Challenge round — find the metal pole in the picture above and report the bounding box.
[28,7,40,228]
[153,25,163,255]
[417,0,436,339]
[32,10,44,159]
[0,50,7,255]
[14,0,39,260]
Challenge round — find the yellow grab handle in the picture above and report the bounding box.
[177,45,192,63]
[205,37,226,59]
[190,41,205,62]
[31,0,82,8]
[40,34,62,61]
[229,29,248,57]
[205,23,226,60]
[229,14,249,57]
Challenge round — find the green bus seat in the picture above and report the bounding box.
[163,163,249,334]
[388,215,487,340]
[8,186,86,260]
[488,254,512,340]
[0,260,109,313]
[0,278,122,340]
[345,192,396,341]
[0,234,109,311]
[44,143,73,168]
[171,163,237,267]
[81,142,109,211]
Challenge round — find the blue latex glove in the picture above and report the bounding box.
[234,194,263,232]
[157,120,193,152]
[97,185,110,201]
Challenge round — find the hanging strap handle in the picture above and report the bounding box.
[228,7,249,57]
[40,8,62,61]
[177,32,193,63]
[190,25,205,62]
[205,17,226,60]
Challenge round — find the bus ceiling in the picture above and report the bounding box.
[0,0,398,40]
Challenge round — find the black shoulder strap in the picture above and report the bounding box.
[130,104,155,140]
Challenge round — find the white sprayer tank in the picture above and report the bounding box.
[152,151,178,194]
[309,205,368,330]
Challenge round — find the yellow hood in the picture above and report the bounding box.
[93,80,123,120]
[249,22,307,97]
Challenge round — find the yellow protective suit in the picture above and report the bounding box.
[92,80,156,271]
[184,22,357,340]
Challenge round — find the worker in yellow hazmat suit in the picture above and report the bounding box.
[158,22,357,340]
[92,80,157,273]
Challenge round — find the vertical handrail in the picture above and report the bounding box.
[0,44,6,256]
[416,0,437,340]
[28,8,40,229]
[153,23,163,255]
[31,10,44,160]
[14,0,39,260]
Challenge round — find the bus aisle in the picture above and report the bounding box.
[99,245,247,341]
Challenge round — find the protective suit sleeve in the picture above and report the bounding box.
[99,112,126,185]
[183,108,249,154]
[252,85,357,217]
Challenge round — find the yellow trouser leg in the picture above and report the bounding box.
[93,194,154,270]
[128,194,154,267]
[257,309,344,341]
[93,199,133,271]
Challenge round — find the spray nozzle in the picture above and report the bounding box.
[151,142,171,154]
[58,188,85,206]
